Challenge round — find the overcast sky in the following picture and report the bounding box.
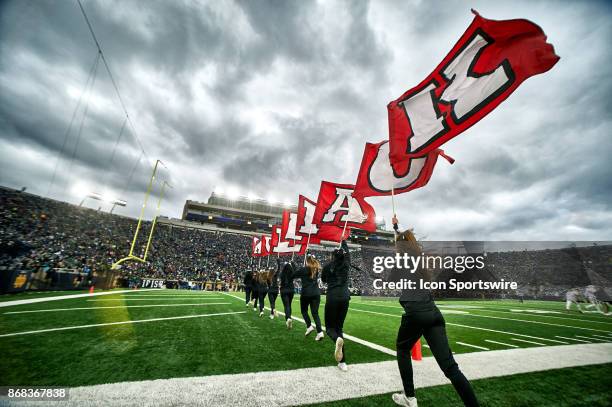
[1,0,611,240]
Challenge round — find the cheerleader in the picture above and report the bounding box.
[391,215,479,407]
[279,259,295,329]
[243,269,254,307]
[268,266,280,319]
[321,239,350,372]
[251,270,259,312]
[293,255,324,340]
[257,271,269,317]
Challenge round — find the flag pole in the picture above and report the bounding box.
[304,224,313,266]
[391,185,397,244]
[339,199,354,248]
[291,240,295,262]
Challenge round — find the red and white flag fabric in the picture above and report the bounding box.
[261,235,272,256]
[271,224,304,255]
[295,195,321,245]
[313,181,377,233]
[387,10,559,174]
[353,140,454,198]
[251,236,264,257]
[280,210,304,245]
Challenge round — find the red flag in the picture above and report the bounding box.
[251,236,263,257]
[388,10,559,173]
[261,235,272,256]
[271,224,303,256]
[353,140,454,198]
[295,195,321,245]
[313,181,376,233]
[280,210,304,245]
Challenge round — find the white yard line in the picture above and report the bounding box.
[223,292,398,357]
[0,311,245,338]
[464,313,612,333]
[475,308,612,326]
[484,339,519,348]
[575,335,604,341]
[0,289,158,308]
[590,334,612,340]
[456,341,489,351]
[348,308,570,345]
[9,343,610,407]
[510,338,546,346]
[555,335,591,343]
[3,303,230,314]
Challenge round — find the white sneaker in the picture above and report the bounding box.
[392,393,417,407]
[305,325,315,336]
[259,311,264,317]
[315,332,324,341]
[286,318,293,330]
[253,307,257,311]
[337,362,348,372]
[270,312,275,320]
[334,337,344,362]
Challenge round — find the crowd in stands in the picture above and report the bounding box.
[0,188,366,292]
[1,187,610,299]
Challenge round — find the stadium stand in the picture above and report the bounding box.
[1,186,610,300]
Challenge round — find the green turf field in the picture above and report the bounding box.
[1,289,611,404]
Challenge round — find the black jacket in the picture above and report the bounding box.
[269,267,280,294]
[279,261,295,294]
[393,222,433,304]
[292,266,320,297]
[243,271,253,288]
[321,240,350,301]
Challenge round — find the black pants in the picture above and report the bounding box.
[268,291,278,312]
[397,303,479,406]
[245,287,252,304]
[281,291,294,320]
[324,297,349,363]
[300,295,322,333]
[252,290,259,308]
[258,291,267,312]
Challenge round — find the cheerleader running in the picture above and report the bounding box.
[257,271,269,317]
[268,266,280,319]
[251,270,259,311]
[391,216,479,407]
[243,269,254,307]
[279,259,295,329]
[293,255,324,341]
[321,239,351,372]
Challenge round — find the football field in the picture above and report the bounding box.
[1,289,611,406]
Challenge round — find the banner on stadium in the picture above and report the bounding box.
[387,10,559,174]
[353,140,454,198]
[141,279,165,289]
[313,181,376,233]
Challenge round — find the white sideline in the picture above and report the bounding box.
[8,343,612,407]
[0,289,158,308]
[86,298,224,301]
[224,292,398,357]
[0,311,245,338]
[3,303,231,314]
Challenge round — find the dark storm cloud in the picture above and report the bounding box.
[0,0,610,239]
